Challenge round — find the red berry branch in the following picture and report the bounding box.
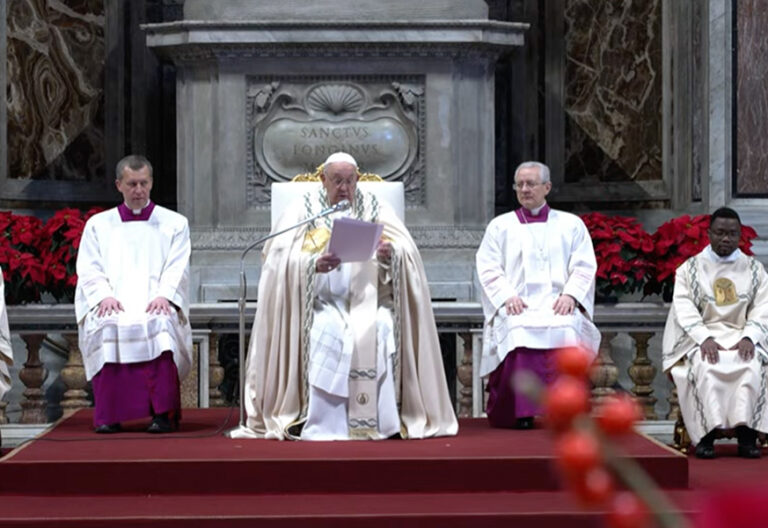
[515,346,689,528]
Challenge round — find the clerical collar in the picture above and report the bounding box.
[118,201,155,222]
[515,203,550,224]
[704,244,741,263]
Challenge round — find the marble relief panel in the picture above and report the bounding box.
[564,0,662,185]
[246,76,425,207]
[735,0,768,196]
[6,0,105,181]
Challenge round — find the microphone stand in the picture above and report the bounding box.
[225,200,349,438]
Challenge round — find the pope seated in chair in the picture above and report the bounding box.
[240,152,458,440]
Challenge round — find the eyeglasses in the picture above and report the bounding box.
[329,178,356,188]
[512,181,544,191]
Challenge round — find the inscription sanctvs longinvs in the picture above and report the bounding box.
[295,126,381,156]
[300,126,370,139]
[293,144,382,156]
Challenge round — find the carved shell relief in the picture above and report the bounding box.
[306,84,365,115]
[246,77,425,208]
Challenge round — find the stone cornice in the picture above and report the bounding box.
[6,301,670,330]
[157,44,510,63]
[143,19,529,32]
[143,20,527,60]
[190,225,486,250]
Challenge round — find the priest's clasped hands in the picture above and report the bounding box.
[315,239,393,273]
[504,293,576,316]
[700,336,754,364]
[97,296,174,317]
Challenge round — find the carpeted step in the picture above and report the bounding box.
[0,490,701,528]
[0,409,688,495]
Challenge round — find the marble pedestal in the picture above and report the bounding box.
[144,2,526,302]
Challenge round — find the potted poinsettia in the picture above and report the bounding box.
[0,212,47,304]
[581,212,655,302]
[39,207,102,303]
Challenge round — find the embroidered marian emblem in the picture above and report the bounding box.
[302,227,330,253]
[713,277,738,306]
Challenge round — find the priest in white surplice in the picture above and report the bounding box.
[76,155,192,434]
[0,274,13,403]
[663,207,768,459]
[476,161,600,429]
[239,152,458,440]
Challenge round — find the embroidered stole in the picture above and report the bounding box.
[347,260,380,438]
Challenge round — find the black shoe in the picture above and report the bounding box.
[737,426,761,458]
[695,430,716,459]
[694,442,715,459]
[515,417,535,430]
[95,423,121,434]
[147,413,178,434]
[738,444,761,458]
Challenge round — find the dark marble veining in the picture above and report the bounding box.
[735,0,768,196]
[6,0,105,181]
[564,0,662,186]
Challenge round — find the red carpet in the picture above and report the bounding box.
[0,408,757,527]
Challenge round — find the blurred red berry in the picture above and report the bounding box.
[569,466,614,505]
[555,430,601,475]
[596,395,642,436]
[606,492,651,528]
[544,375,590,431]
[555,347,593,378]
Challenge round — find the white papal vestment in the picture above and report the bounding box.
[663,246,768,443]
[238,187,458,441]
[476,208,601,377]
[0,275,13,400]
[302,212,400,440]
[75,206,193,381]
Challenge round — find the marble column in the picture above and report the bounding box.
[59,334,91,415]
[456,332,474,419]
[589,331,618,404]
[208,334,225,408]
[628,332,657,420]
[19,334,48,424]
[1,3,6,184]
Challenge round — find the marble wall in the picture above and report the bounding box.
[735,0,768,196]
[563,0,663,186]
[6,0,105,181]
[2,0,765,241]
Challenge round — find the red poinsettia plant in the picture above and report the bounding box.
[0,212,47,304]
[644,214,758,301]
[39,207,102,303]
[0,208,102,304]
[581,213,655,300]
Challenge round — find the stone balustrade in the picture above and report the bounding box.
[0,302,673,428]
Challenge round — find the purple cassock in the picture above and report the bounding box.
[485,204,558,427]
[91,202,181,427]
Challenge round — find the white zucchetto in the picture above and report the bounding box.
[323,152,358,168]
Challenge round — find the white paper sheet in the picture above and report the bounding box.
[327,217,384,262]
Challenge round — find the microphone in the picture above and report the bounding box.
[319,199,351,217]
